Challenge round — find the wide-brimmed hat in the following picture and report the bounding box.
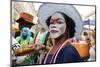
[38,3,83,36]
[16,12,34,26]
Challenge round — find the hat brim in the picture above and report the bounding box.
[16,17,35,26]
[38,3,83,36]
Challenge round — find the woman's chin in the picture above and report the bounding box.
[50,34,60,39]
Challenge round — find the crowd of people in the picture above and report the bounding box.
[11,3,96,66]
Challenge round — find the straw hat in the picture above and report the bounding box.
[38,3,83,36]
[16,12,34,26]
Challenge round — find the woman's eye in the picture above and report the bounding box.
[58,21,63,24]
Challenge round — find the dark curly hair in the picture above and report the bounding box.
[46,12,76,38]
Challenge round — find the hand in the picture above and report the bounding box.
[35,44,45,50]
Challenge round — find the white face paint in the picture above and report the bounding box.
[49,13,66,38]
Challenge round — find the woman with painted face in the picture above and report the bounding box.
[38,4,83,64]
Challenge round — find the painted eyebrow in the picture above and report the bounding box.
[50,18,64,21]
[50,19,65,24]
[57,18,64,20]
[58,18,65,22]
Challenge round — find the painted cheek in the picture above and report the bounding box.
[60,24,66,30]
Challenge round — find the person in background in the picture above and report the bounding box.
[16,27,33,47]
[88,28,96,61]
[77,31,91,45]
[15,27,36,65]
[15,12,34,38]
[12,37,20,66]
[34,25,50,64]
[38,3,83,64]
